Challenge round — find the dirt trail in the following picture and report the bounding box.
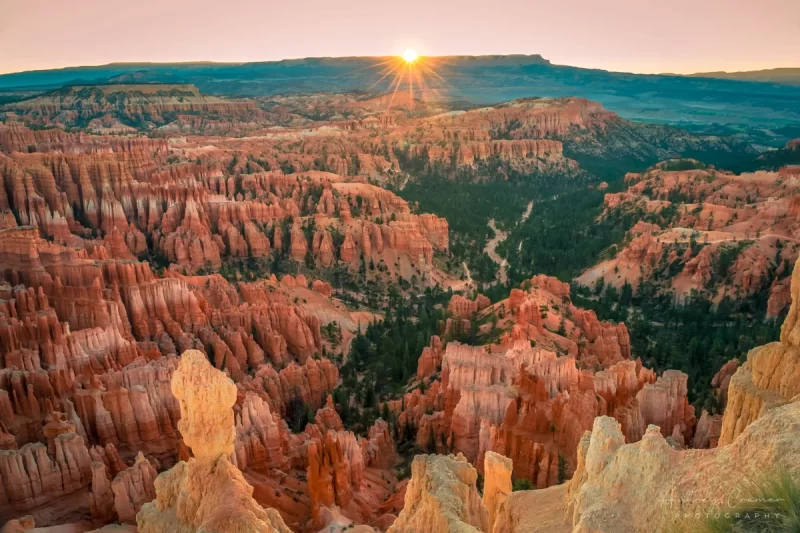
[484,201,533,285]
[485,220,509,284]
[462,262,474,285]
[520,201,534,223]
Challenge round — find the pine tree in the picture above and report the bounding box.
[401,342,411,381]
[557,454,568,484]
[620,281,633,306]
[427,426,436,453]
[468,312,479,344]
[305,404,315,429]
[365,378,376,407]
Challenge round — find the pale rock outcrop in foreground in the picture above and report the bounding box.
[556,258,800,533]
[387,453,488,533]
[719,256,800,445]
[387,449,565,533]
[484,400,800,533]
[564,403,800,532]
[136,350,291,533]
[482,452,512,533]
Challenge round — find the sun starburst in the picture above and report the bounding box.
[360,51,448,111]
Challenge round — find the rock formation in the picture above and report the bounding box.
[719,256,800,445]
[136,350,291,533]
[485,255,800,532]
[482,452,512,533]
[393,278,686,489]
[448,294,490,319]
[417,335,444,379]
[2,85,260,130]
[0,211,384,529]
[111,452,158,522]
[578,166,800,310]
[564,404,800,532]
[0,433,93,522]
[387,453,488,533]
[0,119,448,285]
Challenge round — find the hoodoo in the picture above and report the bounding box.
[136,350,291,533]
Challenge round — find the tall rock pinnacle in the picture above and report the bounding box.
[137,350,291,533]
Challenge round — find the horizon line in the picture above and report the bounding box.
[1,54,798,79]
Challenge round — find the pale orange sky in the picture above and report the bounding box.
[1,0,798,75]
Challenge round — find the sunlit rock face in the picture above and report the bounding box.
[387,453,488,533]
[483,451,512,533]
[0,118,423,530]
[553,256,800,533]
[560,400,800,533]
[136,350,291,533]
[392,277,694,490]
[719,255,800,446]
[0,120,448,284]
[578,165,800,315]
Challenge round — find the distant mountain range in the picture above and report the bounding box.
[689,67,800,85]
[1,55,799,146]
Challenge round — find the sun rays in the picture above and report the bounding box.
[363,53,448,110]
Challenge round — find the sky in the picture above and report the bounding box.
[1,0,798,75]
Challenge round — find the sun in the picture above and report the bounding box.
[402,49,418,64]
[363,50,446,110]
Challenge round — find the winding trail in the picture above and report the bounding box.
[485,220,509,284]
[484,201,534,285]
[462,262,474,285]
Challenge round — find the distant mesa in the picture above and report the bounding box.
[688,67,800,85]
